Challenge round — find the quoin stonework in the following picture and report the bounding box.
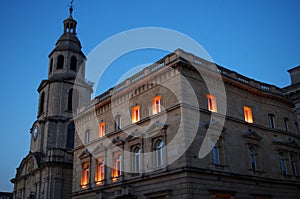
[12,7,300,199]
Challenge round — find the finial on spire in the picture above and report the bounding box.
[69,0,74,17]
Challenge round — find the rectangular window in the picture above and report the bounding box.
[85,130,90,144]
[244,106,253,123]
[115,116,121,130]
[98,121,105,137]
[207,94,217,112]
[95,158,104,186]
[81,162,89,189]
[284,118,289,132]
[268,114,275,128]
[152,96,161,115]
[131,106,140,123]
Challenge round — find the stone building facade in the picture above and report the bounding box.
[72,47,300,198]
[11,7,92,199]
[12,7,300,199]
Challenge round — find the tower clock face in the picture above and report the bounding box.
[33,126,38,139]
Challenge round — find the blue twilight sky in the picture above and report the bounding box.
[1,0,300,192]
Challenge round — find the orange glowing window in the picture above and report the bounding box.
[98,121,105,137]
[131,106,140,123]
[152,96,161,115]
[207,94,217,112]
[95,158,104,186]
[112,152,121,182]
[244,106,253,123]
[80,162,89,189]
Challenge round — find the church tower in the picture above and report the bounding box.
[12,5,92,199]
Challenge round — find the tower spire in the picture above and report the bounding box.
[69,0,74,17]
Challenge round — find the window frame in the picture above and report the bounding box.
[112,151,122,182]
[268,114,275,129]
[98,121,105,138]
[279,152,288,175]
[115,115,121,131]
[152,96,161,115]
[244,106,253,123]
[85,130,90,144]
[131,105,140,123]
[95,157,105,186]
[211,140,221,165]
[81,162,89,189]
[155,139,164,167]
[133,147,142,172]
[207,94,218,112]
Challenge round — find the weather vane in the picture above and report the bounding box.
[69,0,74,15]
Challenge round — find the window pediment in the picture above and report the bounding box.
[243,129,262,141]
[78,149,92,160]
[273,139,300,149]
[93,143,108,154]
[146,121,168,134]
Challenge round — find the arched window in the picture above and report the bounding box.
[112,152,122,182]
[57,55,64,69]
[279,152,287,175]
[249,147,257,171]
[38,92,45,115]
[70,56,77,71]
[211,140,220,165]
[68,88,79,111]
[66,123,75,149]
[133,147,142,172]
[49,58,53,74]
[81,162,89,189]
[95,157,104,186]
[155,140,164,167]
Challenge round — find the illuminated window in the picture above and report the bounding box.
[98,121,105,138]
[81,162,89,189]
[249,147,257,171]
[244,106,253,123]
[112,152,121,182]
[279,152,287,175]
[85,130,90,144]
[207,94,217,112]
[268,114,275,128]
[95,158,104,186]
[211,141,220,165]
[133,147,142,172]
[115,115,121,130]
[155,140,164,167]
[131,106,140,123]
[152,96,161,115]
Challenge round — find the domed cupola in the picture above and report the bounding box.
[47,3,86,79]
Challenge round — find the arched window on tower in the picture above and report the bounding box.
[57,55,64,69]
[49,58,53,74]
[68,88,79,112]
[67,123,75,149]
[38,92,45,115]
[70,56,77,71]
